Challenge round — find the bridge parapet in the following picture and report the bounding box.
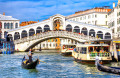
[14,31,100,44]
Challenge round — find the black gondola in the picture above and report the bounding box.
[96,60,120,75]
[21,58,39,69]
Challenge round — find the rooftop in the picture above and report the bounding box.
[0,14,19,21]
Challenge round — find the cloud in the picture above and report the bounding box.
[0,0,118,22]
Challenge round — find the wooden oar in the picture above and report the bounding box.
[39,60,46,63]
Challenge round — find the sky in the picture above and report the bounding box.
[0,0,118,22]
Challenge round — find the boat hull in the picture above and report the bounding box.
[21,59,39,69]
[74,58,110,64]
[96,61,120,74]
[61,52,72,56]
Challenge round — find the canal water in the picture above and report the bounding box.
[0,52,120,78]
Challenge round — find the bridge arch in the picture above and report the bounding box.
[44,25,50,32]
[29,28,35,36]
[97,31,103,39]
[89,29,95,37]
[21,30,27,38]
[36,27,42,34]
[7,34,13,41]
[104,32,111,39]
[81,27,88,35]
[14,32,20,40]
[73,26,80,33]
[66,24,72,32]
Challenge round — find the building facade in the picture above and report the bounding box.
[67,7,111,28]
[0,13,20,39]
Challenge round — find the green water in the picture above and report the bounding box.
[0,52,120,78]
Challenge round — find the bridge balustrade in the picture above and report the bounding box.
[14,31,100,44]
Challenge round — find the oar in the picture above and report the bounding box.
[39,60,46,63]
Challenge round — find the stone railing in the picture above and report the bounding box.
[14,31,100,44]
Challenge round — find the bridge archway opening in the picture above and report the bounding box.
[21,30,27,38]
[97,31,103,39]
[7,34,13,41]
[4,31,8,38]
[36,27,42,34]
[44,25,50,32]
[29,28,35,36]
[105,32,111,39]
[14,32,20,40]
[81,27,87,35]
[74,26,80,33]
[53,18,63,30]
[25,37,82,51]
[66,24,72,32]
[89,29,95,37]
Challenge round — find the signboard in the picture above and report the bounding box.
[113,41,120,43]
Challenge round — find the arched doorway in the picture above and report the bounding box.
[44,25,50,32]
[89,29,95,37]
[73,26,80,33]
[36,27,42,34]
[29,29,35,36]
[14,32,20,40]
[97,31,103,39]
[7,34,13,41]
[53,19,63,30]
[66,24,72,32]
[21,30,27,38]
[105,32,111,39]
[81,27,88,35]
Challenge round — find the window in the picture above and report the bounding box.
[106,21,107,25]
[11,23,13,29]
[15,23,18,28]
[106,15,107,18]
[95,20,97,25]
[95,14,97,18]
[80,47,87,54]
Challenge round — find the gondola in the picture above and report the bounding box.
[21,58,39,69]
[96,60,120,75]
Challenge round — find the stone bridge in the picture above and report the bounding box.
[14,31,101,51]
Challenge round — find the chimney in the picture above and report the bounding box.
[3,12,5,15]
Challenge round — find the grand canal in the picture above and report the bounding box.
[0,51,120,78]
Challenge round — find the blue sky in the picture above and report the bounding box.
[0,0,118,22]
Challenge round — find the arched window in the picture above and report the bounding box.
[14,32,20,40]
[4,31,8,38]
[66,24,72,32]
[15,23,18,28]
[7,34,13,41]
[73,26,80,33]
[44,25,50,32]
[4,23,7,29]
[105,32,111,39]
[89,29,95,37]
[21,30,27,38]
[36,27,42,34]
[81,27,88,35]
[97,31,103,39]
[29,28,35,36]
[11,23,13,29]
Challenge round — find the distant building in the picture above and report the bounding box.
[0,13,20,39]
[108,0,120,38]
[20,21,38,26]
[67,7,111,28]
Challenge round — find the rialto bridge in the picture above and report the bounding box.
[7,14,112,51]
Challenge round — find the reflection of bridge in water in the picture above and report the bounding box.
[13,31,102,51]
